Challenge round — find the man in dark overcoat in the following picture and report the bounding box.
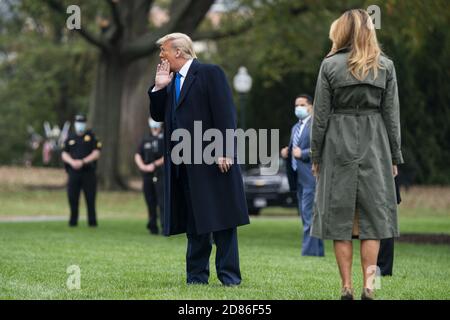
[148,33,249,285]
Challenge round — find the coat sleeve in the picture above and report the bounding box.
[148,85,167,122]
[206,65,237,159]
[381,62,404,165]
[300,147,310,162]
[310,61,332,164]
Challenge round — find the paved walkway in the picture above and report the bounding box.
[0,215,67,222]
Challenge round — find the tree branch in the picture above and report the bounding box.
[290,5,309,16]
[191,20,253,41]
[105,0,123,43]
[121,0,215,62]
[40,0,108,51]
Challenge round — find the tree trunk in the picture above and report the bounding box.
[118,53,160,181]
[42,0,215,190]
[90,52,126,190]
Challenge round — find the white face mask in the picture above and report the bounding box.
[149,119,162,129]
[74,122,86,134]
[295,106,309,120]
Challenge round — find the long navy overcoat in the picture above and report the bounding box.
[148,59,249,236]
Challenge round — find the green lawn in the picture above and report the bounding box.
[0,218,449,300]
[0,187,449,299]
[1,188,449,235]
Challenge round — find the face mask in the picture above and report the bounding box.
[74,122,86,134]
[295,106,309,120]
[149,119,162,129]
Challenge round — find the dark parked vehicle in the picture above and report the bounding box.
[242,160,297,216]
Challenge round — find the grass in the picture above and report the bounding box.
[0,218,449,300]
[0,187,449,235]
[0,166,449,299]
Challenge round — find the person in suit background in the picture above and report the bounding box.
[377,176,402,276]
[148,33,249,286]
[281,94,324,257]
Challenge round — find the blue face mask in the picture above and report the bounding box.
[74,122,86,134]
[149,119,161,129]
[295,106,309,120]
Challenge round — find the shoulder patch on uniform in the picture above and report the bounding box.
[84,135,91,142]
[69,140,76,145]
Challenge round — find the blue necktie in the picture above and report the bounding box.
[292,120,303,171]
[175,72,182,104]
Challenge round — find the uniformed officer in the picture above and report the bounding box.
[134,118,165,234]
[61,115,102,227]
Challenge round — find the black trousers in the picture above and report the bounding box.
[377,238,394,276]
[143,174,164,232]
[179,165,241,285]
[67,170,97,226]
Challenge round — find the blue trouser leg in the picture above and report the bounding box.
[300,187,324,256]
[181,164,241,285]
[180,165,211,284]
[186,233,212,284]
[213,228,241,285]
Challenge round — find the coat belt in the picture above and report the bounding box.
[332,108,380,116]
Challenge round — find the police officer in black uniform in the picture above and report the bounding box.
[61,115,102,227]
[134,118,165,234]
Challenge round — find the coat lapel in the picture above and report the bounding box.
[175,59,198,110]
[299,118,311,146]
[289,122,299,149]
[166,78,175,131]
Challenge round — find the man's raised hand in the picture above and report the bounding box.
[155,59,173,91]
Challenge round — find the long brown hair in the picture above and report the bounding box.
[328,9,383,80]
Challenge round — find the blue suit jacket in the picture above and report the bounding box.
[286,118,315,191]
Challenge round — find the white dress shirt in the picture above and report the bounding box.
[177,59,194,90]
[298,115,311,138]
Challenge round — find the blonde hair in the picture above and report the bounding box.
[328,9,383,80]
[156,33,197,59]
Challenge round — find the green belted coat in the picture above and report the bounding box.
[310,48,404,240]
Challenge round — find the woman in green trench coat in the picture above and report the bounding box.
[310,9,403,300]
